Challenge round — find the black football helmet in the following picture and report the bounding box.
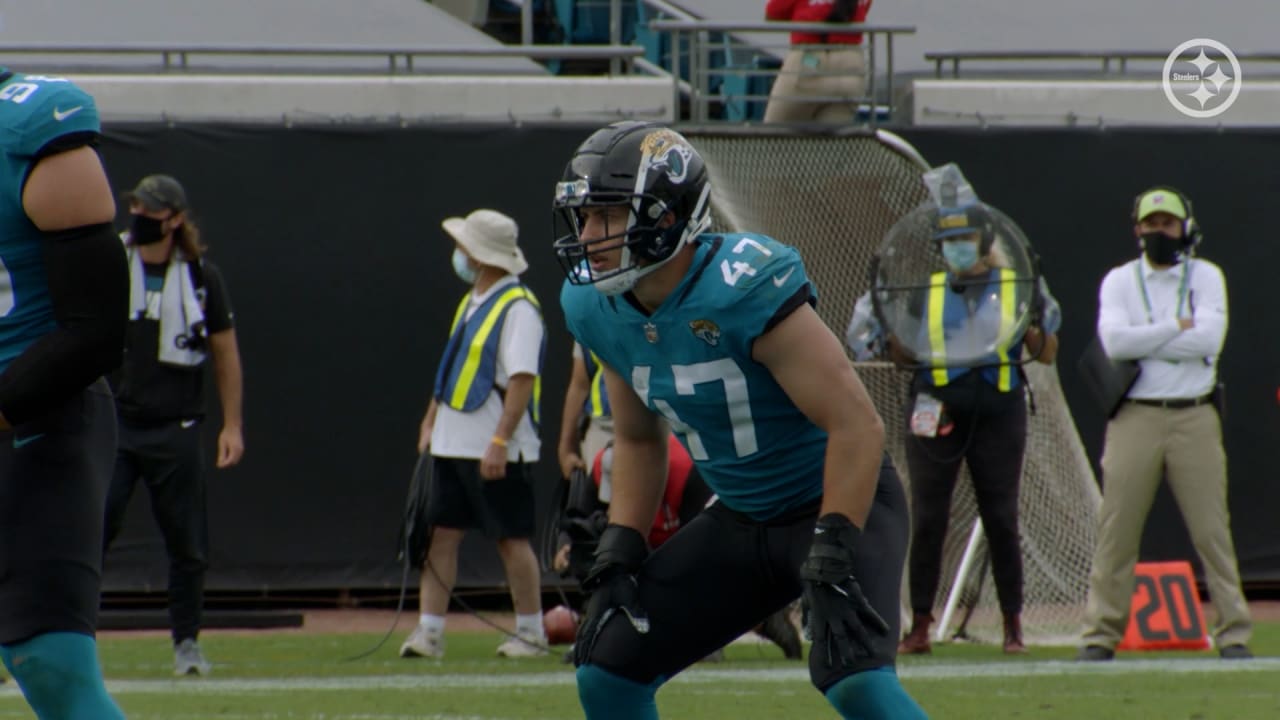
[553,121,712,295]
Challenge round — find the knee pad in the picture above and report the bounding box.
[824,666,929,720]
[576,664,662,720]
[1,632,124,720]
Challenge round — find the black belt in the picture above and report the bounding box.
[1129,395,1212,410]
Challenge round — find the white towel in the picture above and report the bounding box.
[123,233,207,367]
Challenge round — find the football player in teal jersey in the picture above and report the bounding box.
[554,122,927,719]
[0,70,129,719]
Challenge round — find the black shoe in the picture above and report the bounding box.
[1219,644,1253,660]
[1076,645,1115,662]
[757,608,803,660]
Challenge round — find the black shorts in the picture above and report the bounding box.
[425,456,536,539]
[0,378,116,644]
[583,453,909,692]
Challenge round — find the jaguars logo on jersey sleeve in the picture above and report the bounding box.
[0,73,102,372]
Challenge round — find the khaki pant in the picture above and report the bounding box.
[1081,402,1252,649]
[763,46,867,124]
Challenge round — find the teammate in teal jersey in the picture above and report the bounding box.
[554,121,927,720]
[0,70,129,719]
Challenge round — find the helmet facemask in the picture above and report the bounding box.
[553,179,711,296]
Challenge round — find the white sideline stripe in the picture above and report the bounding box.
[0,658,1275,697]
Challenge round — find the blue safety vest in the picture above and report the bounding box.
[433,284,543,426]
[925,268,1021,392]
[582,348,611,418]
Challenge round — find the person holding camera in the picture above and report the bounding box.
[1078,187,1251,661]
[886,203,1060,656]
[102,174,245,676]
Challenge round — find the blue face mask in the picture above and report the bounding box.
[451,249,477,284]
[942,240,980,272]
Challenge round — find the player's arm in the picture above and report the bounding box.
[0,145,126,427]
[753,302,884,527]
[558,350,591,477]
[599,361,668,534]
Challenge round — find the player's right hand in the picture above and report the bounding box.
[573,524,650,667]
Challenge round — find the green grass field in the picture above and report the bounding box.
[2,622,1278,719]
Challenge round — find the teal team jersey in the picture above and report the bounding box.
[0,71,101,373]
[561,233,828,520]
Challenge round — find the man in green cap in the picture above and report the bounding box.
[1078,187,1252,661]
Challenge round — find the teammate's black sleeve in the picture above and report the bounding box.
[0,223,128,424]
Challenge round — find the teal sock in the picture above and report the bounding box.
[576,664,664,720]
[824,666,929,720]
[0,632,125,720]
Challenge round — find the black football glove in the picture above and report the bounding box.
[573,524,650,667]
[801,513,890,669]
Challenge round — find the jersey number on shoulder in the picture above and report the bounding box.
[632,360,759,461]
[0,83,40,104]
[719,237,773,287]
[0,76,70,106]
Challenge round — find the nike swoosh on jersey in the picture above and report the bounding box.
[180,419,198,429]
[53,105,84,121]
[772,268,796,287]
[13,433,45,449]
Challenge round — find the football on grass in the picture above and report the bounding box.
[544,604,578,645]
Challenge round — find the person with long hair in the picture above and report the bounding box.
[102,174,245,676]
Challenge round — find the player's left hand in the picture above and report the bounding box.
[801,513,890,669]
[216,425,244,468]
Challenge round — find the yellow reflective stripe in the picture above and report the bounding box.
[588,351,607,417]
[927,272,949,386]
[995,268,1016,391]
[448,286,532,409]
[448,294,468,334]
[531,375,542,425]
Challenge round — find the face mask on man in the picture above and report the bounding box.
[130,214,168,246]
[942,239,980,272]
[1141,231,1187,266]
[452,248,478,284]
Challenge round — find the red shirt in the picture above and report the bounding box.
[765,0,872,45]
[592,435,694,548]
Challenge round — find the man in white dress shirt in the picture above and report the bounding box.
[1078,187,1252,661]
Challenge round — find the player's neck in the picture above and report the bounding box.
[138,237,176,264]
[632,245,695,312]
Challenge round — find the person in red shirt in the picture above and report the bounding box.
[555,435,802,660]
[763,0,873,123]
